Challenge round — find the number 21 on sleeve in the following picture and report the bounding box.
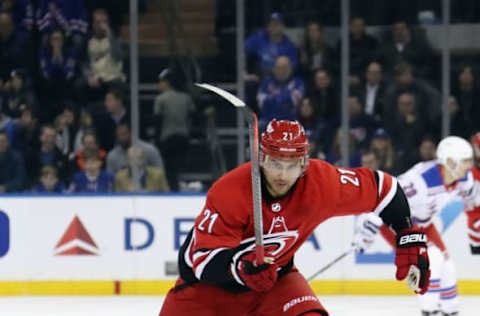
[338,168,360,187]
[197,209,219,234]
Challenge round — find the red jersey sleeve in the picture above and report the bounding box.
[334,167,398,217]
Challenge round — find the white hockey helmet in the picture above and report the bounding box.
[436,136,473,179]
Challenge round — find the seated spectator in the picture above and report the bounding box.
[257,55,304,127]
[0,107,14,141]
[69,149,113,193]
[32,165,65,193]
[376,20,435,79]
[361,149,380,170]
[448,95,473,139]
[38,29,79,120]
[115,146,169,193]
[383,63,440,131]
[418,135,437,162]
[0,130,25,192]
[94,87,130,151]
[336,17,378,85]
[296,97,326,158]
[75,131,106,171]
[54,106,77,159]
[107,123,164,175]
[35,0,87,50]
[155,68,195,191]
[27,124,70,188]
[451,63,480,132]
[345,93,378,149]
[0,12,33,88]
[369,128,397,175]
[245,12,298,79]
[388,92,429,173]
[307,68,339,124]
[0,0,34,32]
[300,21,335,76]
[73,109,95,152]
[1,68,37,118]
[82,8,125,103]
[11,104,39,158]
[326,128,362,167]
[359,61,387,121]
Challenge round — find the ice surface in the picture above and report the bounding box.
[0,295,478,315]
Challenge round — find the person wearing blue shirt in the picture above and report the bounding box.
[70,149,113,193]
[245,12,298,78]
[257,56,304,129]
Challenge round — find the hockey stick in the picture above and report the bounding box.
[194,83,265,264]
[306,248,354,282]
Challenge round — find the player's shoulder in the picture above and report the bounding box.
[400,160,437,186]
[208,163,251,202]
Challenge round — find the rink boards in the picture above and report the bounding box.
[0,194,479,295]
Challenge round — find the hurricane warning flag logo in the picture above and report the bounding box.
[55,215,99,255]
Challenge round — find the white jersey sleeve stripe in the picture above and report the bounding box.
[377,170,385,197]
[194,247,228,280]
[373,173,398,216]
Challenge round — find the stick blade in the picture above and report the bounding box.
[194,83,246,107]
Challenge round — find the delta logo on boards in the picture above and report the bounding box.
[54,215,99,255]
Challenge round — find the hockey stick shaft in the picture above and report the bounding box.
[194,83,264,264]
[306,248,354,282]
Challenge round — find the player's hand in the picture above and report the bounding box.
[352,213,382,252]
[238,251,277,292]
[394,228,430,294]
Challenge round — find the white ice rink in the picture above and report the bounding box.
[0,295,479,316]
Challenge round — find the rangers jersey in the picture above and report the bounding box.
[398,160,476,228]
[177,159,406,293]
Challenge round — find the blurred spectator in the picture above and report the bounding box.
[300,21,335,76]
[336,17,378,85]
[11,104,39,158]
[388,92,429,173]
[257,55,304,128]
[69,149,113,193]
[75,131,106,171]
[245,12,298,79]
[451,63,480,132]
[114,146,170,193]
[94,87,130,151]
[359,61,387,121]
[27,124,70,188]
[0,0,34,32]
[1,69,37,118]
[326,128,362,167]
[82,8,125,103]
[0,107,14,141]
[345,93,378,149]
[35,0,88,50]
[0,12,32,86]
[307,68,339,123]
[296,97,326,158]
[73,109,94,151]
[0,130,25,192]
[418,135,437,162]
[383,63,440,131]
[369,128,397,174]
[376,20,435,79]
[154,68,195,192]
[361,149,379,170]
[54,105,77,158]
[39,29,79,120]
[106,123,164,175]
[32,165,65,193]
[448,95,473,139]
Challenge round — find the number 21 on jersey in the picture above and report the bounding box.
[197,209,219,234]
[338,168,360,187]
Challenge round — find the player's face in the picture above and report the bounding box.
[263,156,303,197]
[457,158,473,179]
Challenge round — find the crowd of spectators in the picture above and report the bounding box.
[0,0,173,194]
[244,12,480,176]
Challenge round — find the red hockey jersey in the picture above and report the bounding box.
[178,159,398,291]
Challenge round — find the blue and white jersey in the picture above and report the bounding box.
[398,160,475,227]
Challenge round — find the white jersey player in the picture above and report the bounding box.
[353,136,475,316]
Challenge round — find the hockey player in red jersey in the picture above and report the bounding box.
[159,119,430,316]
[468,132,480,254]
